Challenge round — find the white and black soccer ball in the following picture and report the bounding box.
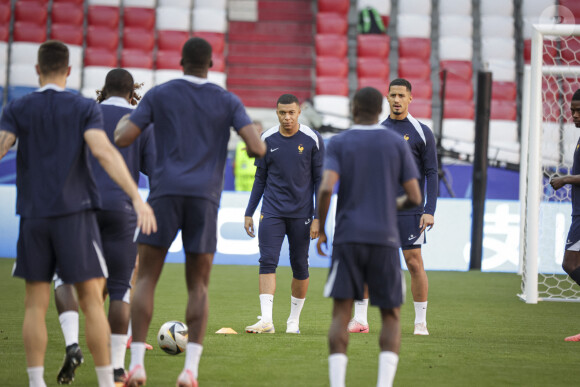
[157,320,188,355]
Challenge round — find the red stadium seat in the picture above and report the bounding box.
[317,12,348,34]
[443,79,472,101]
[316,76,349,96]
[443,99,474,119]
[398,58,430,80]
[318,0,349,15]
[121,49,153,69]
[158,30,189,52]
[86,26,119,51]
[53,0,84,4]
[357,34,390,58]
[50,24,83,46]
[410,98,432,119]
[0,3,10,25]
[317,56,348,77]
[492,81,516,101]
[15,1,47,24]
[399,37,430,60]
[315,34,348,57]
[357,57,389,79]
[407,78,432,99]
[193,32,225,55]
[88,6,120,28]
[358,77,388,94]
[123,27,155,52]
[491,100,516,120]
[440,60,472,81]
[560,0,580,23]
[124,7,155,30]
[84,48,118,67]
[51,3,83,26]
[211,53,225,72]
[523,39,557,65]
[156,50,181,70]
[0,24,8,41]
[13,22,46,43]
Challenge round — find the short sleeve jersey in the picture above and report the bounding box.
[0,85,103,218]
[324,124,419,247]
[381,114,438,216]
[245,124,324,218]
[90,97,156,213]
[572,137,580,216]
[129,75,252,204]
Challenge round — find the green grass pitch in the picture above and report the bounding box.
[0,259,578,386]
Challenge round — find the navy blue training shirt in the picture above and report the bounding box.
[572,136,580,216]
[324,124,419,247]
[90,97,156,213]
[0,85,103,218]
[245,124,324,219]
[129,75,252,204]
[381,114,438,216]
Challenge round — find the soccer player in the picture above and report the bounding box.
[114,37,265,387]
[234,121,264,191]
[53,68,156,384]
[550,88,580,342]
[317,87,421,387]
[243,94,324,335]
[0,40,156,387]
[349,78,438,336]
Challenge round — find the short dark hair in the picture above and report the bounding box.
[389,78,412,93]
[37,40,69,75]
[181,37,212,71]
[353,87,383,116]
[573,89,580,101]
[276,94,300,106]
[96,68,142,105]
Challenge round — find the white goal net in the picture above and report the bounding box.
[520,24,580,303]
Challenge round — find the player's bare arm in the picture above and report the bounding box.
[316,170,339,256]
[85,129,157,235]
[310,219,319,240]
[550,175,580,190]
[398,178,422,210]
[244,216,255,238]
[0,130,16,160]
[419,214,435,233]
[114,114,142,147]
[239,123,266,158]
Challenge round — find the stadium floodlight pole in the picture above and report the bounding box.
[470,71,492,271]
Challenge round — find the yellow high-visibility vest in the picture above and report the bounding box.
[234,141,257,191]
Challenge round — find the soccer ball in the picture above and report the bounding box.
[157,321,188,355]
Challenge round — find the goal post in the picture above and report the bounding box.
[520,24,580,304]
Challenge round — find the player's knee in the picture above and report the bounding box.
[259,263,277,275]
[292,269,309,281]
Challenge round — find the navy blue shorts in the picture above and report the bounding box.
[13,211,107,284]
[324,243,404,310]
[97,210,137,302]
[398,214,426,250]
[566,215,580,251]
[137,196,218,254]
[258,214,311,280]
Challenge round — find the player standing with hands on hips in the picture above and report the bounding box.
[550,89,580,342]
[244,94,324,335]
[349,78,438,336]
[317,87,422,387]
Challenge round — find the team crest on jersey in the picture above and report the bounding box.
[298,144,304,154]
[404,134,410,141]
[260,214,264,222]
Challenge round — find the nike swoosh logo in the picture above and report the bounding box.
[305,219,311,225]
[270,148,279,152]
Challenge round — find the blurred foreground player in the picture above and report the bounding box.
[316,87,421,387]
[115,37,265,387]
[53,68,156,385]
[0,40,156,387]
[550,88,580,342]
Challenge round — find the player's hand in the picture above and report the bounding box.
[133,199,157,235]
[550,177,566,190]
[310,218,319,240]
[419,214,434,233]
[244,216,255,238]
[317,232,327,256]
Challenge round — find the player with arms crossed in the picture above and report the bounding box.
[550,88,580,342]
[317,87,422,387]
[349,78,438,336]
[244,94,324,335]
[114,37,265,387]
[52,68,156,385]
[0,40,156,387]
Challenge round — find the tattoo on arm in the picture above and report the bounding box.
[0,131,16,159]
